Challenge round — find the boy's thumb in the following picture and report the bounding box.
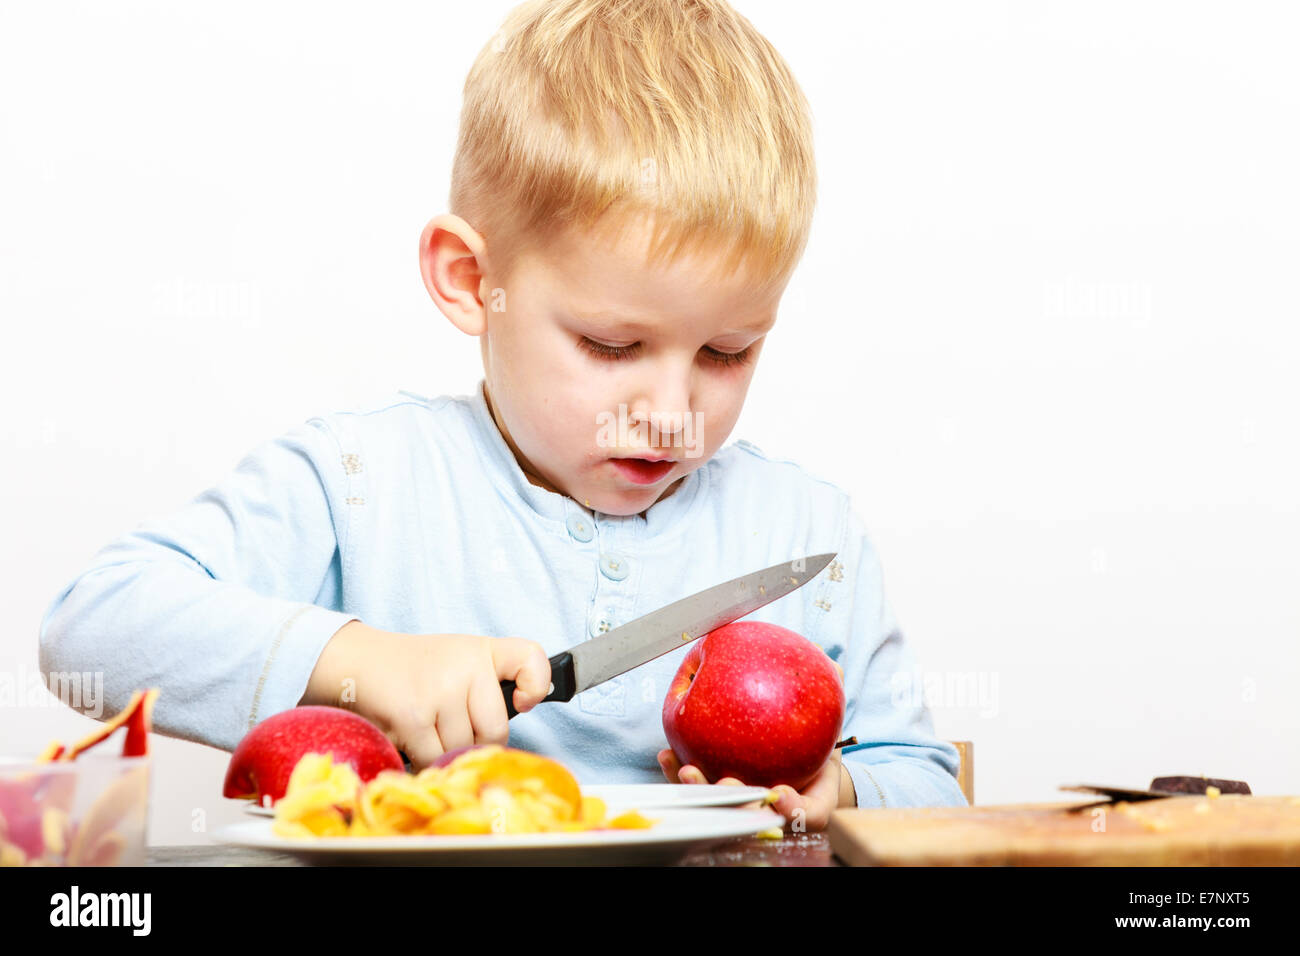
[491,637,552,711]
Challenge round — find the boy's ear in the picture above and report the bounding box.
[418,214,490,335]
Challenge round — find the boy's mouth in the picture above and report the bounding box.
[609,456,676,485]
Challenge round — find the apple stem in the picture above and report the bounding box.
[835,736,858,749]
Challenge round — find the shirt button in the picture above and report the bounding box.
[599,553,630,581]
[566,512,594,543]
[589,610,615,638]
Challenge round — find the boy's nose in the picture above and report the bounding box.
[624,368,693,444]
[629,403,689,446]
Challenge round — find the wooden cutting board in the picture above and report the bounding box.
[827,795,1300,866]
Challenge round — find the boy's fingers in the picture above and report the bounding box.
[770,784,801,820]
[400,727,446,773]
[678,764,708,784]
[491,638,552,712]
[435,705,474,755]
[660,751,735,786]
[467,668,511,745]
[657,748,681,782]
[769,781,835,832]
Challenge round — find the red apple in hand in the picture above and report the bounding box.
[662,621,845,791]
[222,706,404,806]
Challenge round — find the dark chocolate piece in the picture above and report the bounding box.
[1148,776,1251,795]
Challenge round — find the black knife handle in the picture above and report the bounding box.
[398,652,576,770]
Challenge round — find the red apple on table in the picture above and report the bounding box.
[662,621,845,791]
[222,706,404,806]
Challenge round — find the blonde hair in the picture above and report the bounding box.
[450,0,816,290]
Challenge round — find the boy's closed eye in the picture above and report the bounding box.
[576,336,756,367]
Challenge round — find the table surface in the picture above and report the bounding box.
[149,831,838,867]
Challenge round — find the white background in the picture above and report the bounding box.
[2,1,1297,846]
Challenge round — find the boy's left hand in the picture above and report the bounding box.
[656,746,847,832]
[655,649,851,832]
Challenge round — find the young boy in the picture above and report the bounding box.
[38,0,967,830]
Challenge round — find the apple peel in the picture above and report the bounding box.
[54,688,160,761]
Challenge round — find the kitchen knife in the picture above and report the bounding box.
[1060,776,1252,812]
[499,551,836,717]
[398,552,835,769]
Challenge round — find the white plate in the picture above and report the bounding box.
[214,807,782,865]
[240,783,771,817]
[584,783,773,810]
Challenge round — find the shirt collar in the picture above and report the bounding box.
[466,377,706,539]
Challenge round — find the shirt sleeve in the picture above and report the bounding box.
[825,503,968,808]
[37,417,361,754]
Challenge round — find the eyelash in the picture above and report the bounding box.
[578,337,753,368]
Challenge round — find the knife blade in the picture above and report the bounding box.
[499,551,836,717]
[1060,776,1253,810]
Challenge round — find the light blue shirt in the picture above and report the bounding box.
[38,379,967,808]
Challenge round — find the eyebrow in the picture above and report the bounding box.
[573,310,775,337]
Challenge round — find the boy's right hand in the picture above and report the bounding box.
[300,620,552,771]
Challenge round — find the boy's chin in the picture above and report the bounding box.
[577,494,643,517]
[588,501,651,517]
[582,475,687,516]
